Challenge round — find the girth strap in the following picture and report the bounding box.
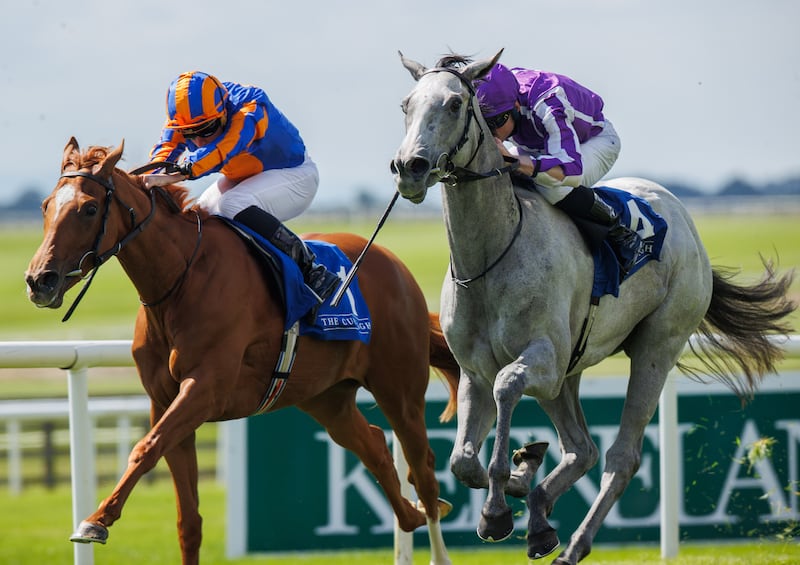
[253,321,300,415]
[567,297,600,373]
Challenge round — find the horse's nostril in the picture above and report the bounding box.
[390,159,400,174]
[28,271,60,294]
[409,157,430,177]
[42,271,60,291]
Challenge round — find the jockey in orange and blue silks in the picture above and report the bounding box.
[147,71,339,308]
[149,71,314,221]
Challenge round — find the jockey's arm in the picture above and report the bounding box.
[501,140,579,187]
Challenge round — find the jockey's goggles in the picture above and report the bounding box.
[181,118,222,140]
[485,111,511,132]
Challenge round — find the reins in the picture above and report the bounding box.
[59,165,202,321]
[139,208,203,308]
[450,196,523,288]
[422,66,523,288]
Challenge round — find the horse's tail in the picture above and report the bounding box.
[677,258,796,402]
[429,312,460,423]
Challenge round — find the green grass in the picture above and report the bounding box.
[0,480,797,564]
[0,210,800,339]
[4,212,798,339]
[1,213,799,563]
[1,212,799,393]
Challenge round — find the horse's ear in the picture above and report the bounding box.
[461,48,504,82]
[399,50,427,81]
[62,137,80,171]
[98,139,125,177]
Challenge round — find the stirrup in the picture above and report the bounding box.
[609,225,642,276]
[303,267,339,324]
[306,266,340,303]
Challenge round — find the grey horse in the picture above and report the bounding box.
[391,50,796,564]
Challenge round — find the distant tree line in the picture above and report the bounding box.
[2,176,798,222]
[663,176,800,198]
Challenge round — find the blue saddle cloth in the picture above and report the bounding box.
[220,218,372,343]
[591,187,668,298]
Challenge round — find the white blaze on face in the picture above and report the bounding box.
[54,184,76,215]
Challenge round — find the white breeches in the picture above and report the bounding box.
[196,153,319,222]
[511,121,621,205]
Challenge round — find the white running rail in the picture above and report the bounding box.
[2,336,799,564]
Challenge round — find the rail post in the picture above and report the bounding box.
[67,366,95,565]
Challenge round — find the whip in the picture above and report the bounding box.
[330,191,400,307]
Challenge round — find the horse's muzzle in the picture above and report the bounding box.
[25,270,65,308]
[390,155,432,180]
[390,156,433,203]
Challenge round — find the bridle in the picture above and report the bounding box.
[421,67,520,185]
[58,164,202,321]
[421,66,523,288]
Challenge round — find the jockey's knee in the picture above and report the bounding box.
[218,191,261,218]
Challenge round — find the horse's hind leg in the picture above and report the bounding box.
[300,384,427,532]
[552,371,667,564]
[554,347,683,564]
[370,370,452,565]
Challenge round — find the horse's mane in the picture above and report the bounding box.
[128,175,201,216]
[74,145,203,217]
[434,53,473,70]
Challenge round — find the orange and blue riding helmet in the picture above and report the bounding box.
[165,71,229,130]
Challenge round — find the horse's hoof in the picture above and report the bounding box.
[415,498,454,520]
[476,507,513,542]
[507,441,549,498]
[512,441,548,467]
[70,521,108,545]
[526,526,559,559]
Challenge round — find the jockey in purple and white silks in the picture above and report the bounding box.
[474,63,640,273]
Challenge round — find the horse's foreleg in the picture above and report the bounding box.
[72,378,214,555]
[70,404,171,545]
[164,434,202,565]
[479,340,562,543]
[526,374,597,560]
[477,363,528,542]
[449,373,495,490]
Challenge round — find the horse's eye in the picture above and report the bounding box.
[450,99,462,113]
[84,203,98,217]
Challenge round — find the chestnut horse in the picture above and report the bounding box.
[25,138,460,565]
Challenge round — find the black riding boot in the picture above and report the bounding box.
[234,206,340,304]
[555,185,641,275]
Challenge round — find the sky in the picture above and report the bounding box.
[1,0,798,208]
